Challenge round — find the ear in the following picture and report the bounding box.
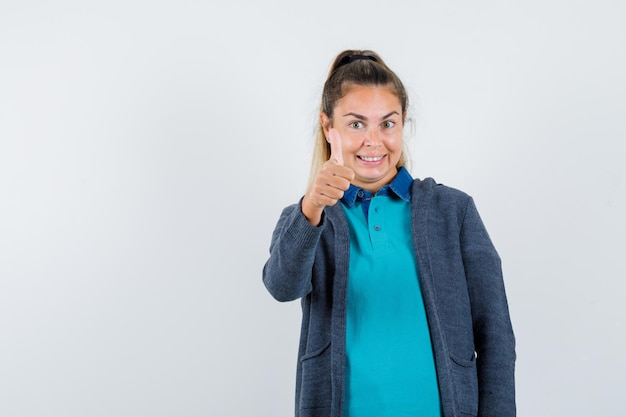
[320,112,331,141]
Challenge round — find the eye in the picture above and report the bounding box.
[382,120,395,129]
[350,121,364,129]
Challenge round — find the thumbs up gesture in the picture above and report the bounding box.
[328,128,344,166]
[302,129,355,226]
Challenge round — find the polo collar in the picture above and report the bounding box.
[341,166,412,207]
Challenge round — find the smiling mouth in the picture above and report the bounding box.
[358,155,385,162]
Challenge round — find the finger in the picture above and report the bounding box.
[320,163,353,187]
[328,128,344,166]
[328,168,352,190]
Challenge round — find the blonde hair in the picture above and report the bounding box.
[308,49,410,188]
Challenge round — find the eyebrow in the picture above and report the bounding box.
[341,111,400,120]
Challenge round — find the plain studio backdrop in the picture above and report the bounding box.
[1,1,624,416]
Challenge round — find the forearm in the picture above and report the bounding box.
[477,353,516,417]
[262,202,324,302]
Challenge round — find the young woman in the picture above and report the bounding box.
[263,49,516,417]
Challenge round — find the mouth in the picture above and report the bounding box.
[358,155,385,162]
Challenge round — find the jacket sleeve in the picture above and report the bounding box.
[262,201,325,302]
[460,197,516,417]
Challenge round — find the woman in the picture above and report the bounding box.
[263,49,516,417]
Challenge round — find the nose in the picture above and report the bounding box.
[364,129,382,147]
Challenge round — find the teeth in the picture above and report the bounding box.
[360,155,383,162]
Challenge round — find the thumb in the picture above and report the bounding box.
[328,128,344,166]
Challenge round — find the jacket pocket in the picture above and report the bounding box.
[299,341,332,410]
[450,353,478,416]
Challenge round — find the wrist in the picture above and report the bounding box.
[301,196,323,226]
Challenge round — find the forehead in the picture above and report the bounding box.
[335,84,402,113]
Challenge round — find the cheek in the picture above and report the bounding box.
[386,135,403,152]
[341,136,361,153]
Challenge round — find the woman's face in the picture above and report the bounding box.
[322,84,404,192]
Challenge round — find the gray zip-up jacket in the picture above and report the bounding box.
[263,177,516,417]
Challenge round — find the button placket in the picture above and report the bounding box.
[370,201,381,232]
[368,199,388,250]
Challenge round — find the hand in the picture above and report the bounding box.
[302,128,355,225]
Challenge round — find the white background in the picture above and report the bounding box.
[1,1,624,416]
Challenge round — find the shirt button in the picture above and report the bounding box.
[373,225,381,231]
[357,190,364,198]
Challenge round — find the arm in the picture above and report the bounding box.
[262,201,325,302]
[460,198,516,417]
[263,129,352,301]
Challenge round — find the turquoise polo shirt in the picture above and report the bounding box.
[341,167,441,417]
